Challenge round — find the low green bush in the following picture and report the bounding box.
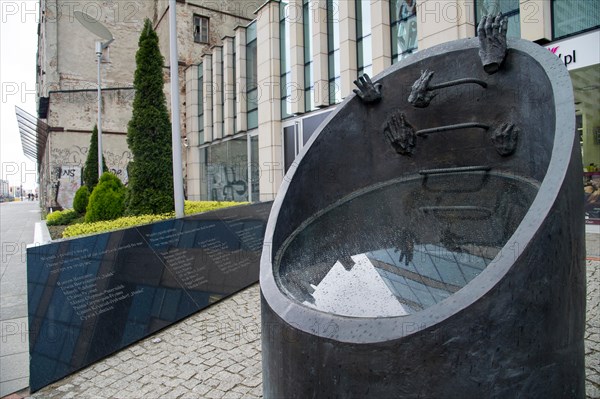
[184,200,244,215]
[46,209,80,226]
[85,173,126,223]
[73,186,90,214]
[62,201,246,238]
[63,213,174,237]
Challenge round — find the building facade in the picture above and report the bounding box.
[186,0,599,203]
[34,0,599,208]
[35,0,154,209]
[0,180,9,199]
[34,0,254,210]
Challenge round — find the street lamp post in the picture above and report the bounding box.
[169,0,185,218]
[74,11,114,178]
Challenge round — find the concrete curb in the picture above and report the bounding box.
[28,221,51,249]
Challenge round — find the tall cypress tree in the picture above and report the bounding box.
[83,124,108,189]
[126,19,174,215]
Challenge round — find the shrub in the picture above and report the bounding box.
[126,19,174,215]
[184,200,245,215]
[46,209,80,226]
[83,124,108,189]
[63,213,174,237]
[73,186,90,214]
[85,172,126,223]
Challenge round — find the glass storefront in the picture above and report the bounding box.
[199,135,258,202]
[283,110,332,173]
[545,3,600,222]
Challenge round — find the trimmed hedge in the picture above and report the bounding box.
[63,213,174,238]
[62,201,246,238]
[184,200,242,215]
[46,209,80,226]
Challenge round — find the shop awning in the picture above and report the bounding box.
[15,106,49,166]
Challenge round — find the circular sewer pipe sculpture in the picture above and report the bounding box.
[260,32,585,398]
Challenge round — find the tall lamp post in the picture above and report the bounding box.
[74,11,114,178]
[169,0,185,218]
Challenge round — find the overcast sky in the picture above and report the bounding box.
[1,1,39,191]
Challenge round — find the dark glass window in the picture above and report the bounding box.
[281,1,293,119]
[246,22,258,130]
[474,0,520,39]
[233,37,237,129]
[283,125,297,172]
[327,0,341,104]
[552,0,600,39]
[198,64,204,144]
[219,51,224,137]
[304,0,315,111]
[391,0,418,63]
[250,135,259,201]
[283,111,332,173]
[356,0,373,77]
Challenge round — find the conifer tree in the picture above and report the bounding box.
[83,124,108,189]
[126,19,174,215]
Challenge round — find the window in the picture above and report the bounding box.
[203,137,251,202]
[220,50,224,137]
[246,22,258,130]
[391,0,418,63]
[280,1,293,119]
[552,0,600,40]
[327,0,341,105]
[283,111,332,173]
[249,134,259,201]
[194,15,209,43]
[356,0,373,77]
[303,0,315,111]
[198,64,204,144]
[474,0,520,39]
[233,37,237,128]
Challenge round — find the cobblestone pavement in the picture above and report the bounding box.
[27,286,263,399]
[4,249,599,399]
[586,259,600,399]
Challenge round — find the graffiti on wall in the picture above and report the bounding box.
[46,145,132,208]
[207,161,248,202]
[56,166,81,209]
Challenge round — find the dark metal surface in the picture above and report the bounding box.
[478,14,509,74]
[408,70,487,108]
[260,37,584,398]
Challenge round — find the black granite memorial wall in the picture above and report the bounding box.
[27,202,271,392]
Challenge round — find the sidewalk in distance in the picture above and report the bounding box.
[0,201,41,398]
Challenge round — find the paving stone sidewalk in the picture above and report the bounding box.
[586,259,600,399]
[4,257,599,399]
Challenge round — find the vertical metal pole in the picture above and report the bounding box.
[169,0,185,218]
[96,41,104,177]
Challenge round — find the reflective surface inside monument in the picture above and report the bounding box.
[276,172,539,317]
